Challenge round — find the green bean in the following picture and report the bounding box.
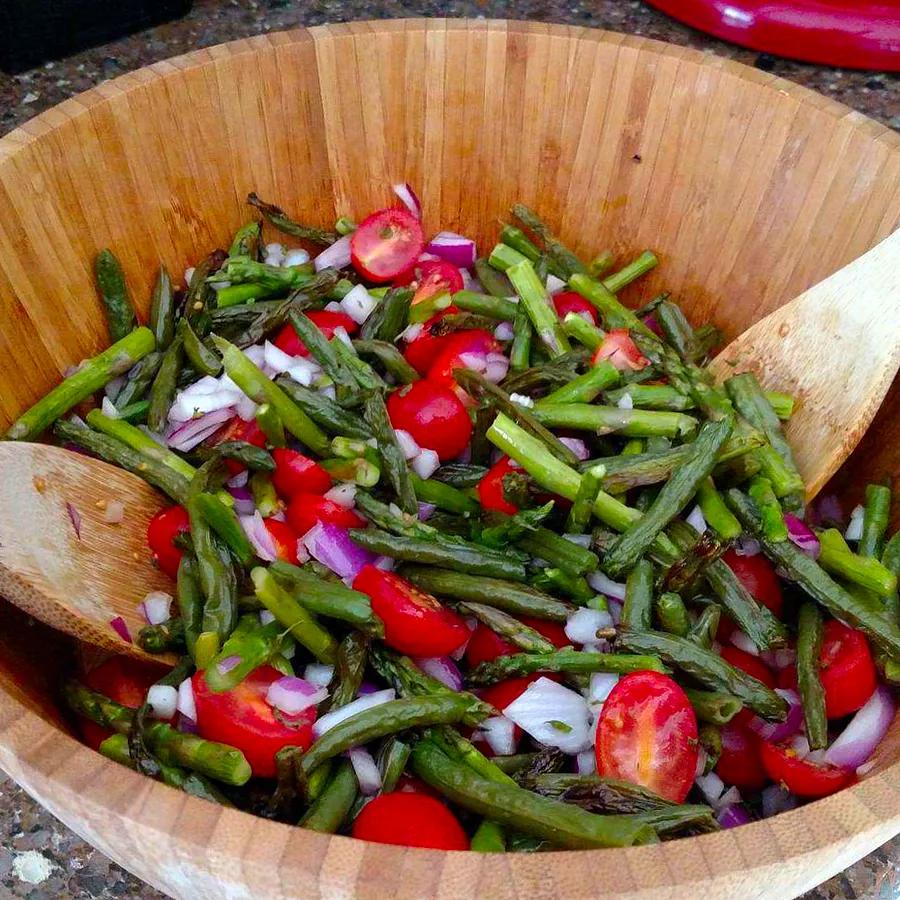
[797,602,828,750]
[602,251,659,293]
[683,689,743,725]
[655,592,690,637]
[452,291,519,321]
[94,249,137,341]
[175,557,204,661]
[6,327,155,440]
[689,604,722,650]
[618,629,788,720]
[363,392,417,514]
[400,566,575,622]
[177,318,221,377]
[190,492,254,567]
[468,649,665,686]
[532,403,697,439]
[859,483,892,559]
[352,339,419,384]
[412,740,656,848]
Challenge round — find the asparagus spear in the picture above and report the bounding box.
[363,392,417,514]
[859,483,892,559]
[95,249,137,342]
[300,760,358,832]
[797,602,828,750]
[655,592,690,637]
[459,602,556,654]
[468,649,665,685]
[148,266,175,351]
[359,287,412,342]
[325,633,370,711]
[622,559,654,632]
[247,192,338,245]
[538,362,620,406]
[689,604,722,650]
[510,204,588,279]
[683,689,743,725]
[275,376,372,439]
[816,528,897,599]
[352,340,419,384]
[532,403,698,440]
[506,259,571,356]
[177,318,222,377]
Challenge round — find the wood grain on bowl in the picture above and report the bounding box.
[0,18,898,899]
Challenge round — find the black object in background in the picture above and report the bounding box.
[0,0,194,74]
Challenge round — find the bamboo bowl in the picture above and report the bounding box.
[0,18,899,900]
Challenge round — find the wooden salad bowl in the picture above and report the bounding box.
[0,19,898,899]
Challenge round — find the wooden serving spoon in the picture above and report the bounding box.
[0,229,898,656]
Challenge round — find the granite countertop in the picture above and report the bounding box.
[0,2,898,897]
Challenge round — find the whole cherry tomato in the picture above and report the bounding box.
[271,448,332,500]
[351,208,424,283]
[387,380,473,461]
[147,505,190,579]
[193,665,316,778]
[595,670,699,802]
[272,310,358,358]
[352,791,468,850]
[352,565,469,657]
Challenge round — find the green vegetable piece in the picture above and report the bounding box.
[797,602,828,750]
[95,249,137,342]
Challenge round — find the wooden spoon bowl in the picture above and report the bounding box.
[0,19,898,899]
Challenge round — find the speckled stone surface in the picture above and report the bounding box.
[0,2,898,898]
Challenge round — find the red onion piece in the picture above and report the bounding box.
[303,523,375,580]
[716,803,752,829]
[66,502,82,539]
[313,234,352,272]
[425,231,477,268]
[165,407,234,452]
[216,655,241,676]
[266,676,327,715]
[694,771,725,806]
[686,505,707,534]
[228,486,257,517]
[417,502,437,521]
[109,616,132,643]
[824,685,895,770]
[748,689,804,742]
[733,536,761,557]
[784,513,820,558]
[761,784,798,818]
[140,591,173,625]
[347,746,382,795]
[730,630,759,656]
[414,656,462,691]
[475,716,516,756]
[808,493,844,529]
[176,713,199,734]
[484,351,510,384]
[239,511,277,562]
[643,314,664,337]
[558,436,589,461]
[392,183,422,218]
[177,677,196,721]
[227,466,250,488]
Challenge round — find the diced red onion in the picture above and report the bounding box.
[239,511,278,562]
[824,685,895,770]
[417,502,437,521]
[260,610,276,626]
[587,571,627,602]
[715,785,742,812]
[394,429,420,461]
[607,598,623,626]
[392,183,422,219]
[340,284,378,324]
[616,391,634,410]
[717,803,752,829]
[104,500,125,524]
[347,746,382,795]
[748,689,804,742]
[166,407,234,451]
[304,663,334,687]
[845,504,865,542]
[494,322,515,341]
[784,513,820,558]
[266,676,327,715]
[425,231,477,269]
[177,713,198,734]
[414,656,463,691]
[147,685,178,720]
[109,616,132,643]
[314,234,352,272]
[643,314,663,337]
[695,771,725,806]
[411,448,440,480]
[808,493,844,529]
[303,522,375,580]
[686,505,707,534]
[730,630,759,656]
[140,591,173,626]
[733,535,761,557]
[66,502,82,539]
[504,677,592,753]
[216,655,241,676]
[177,677,196,721]
[228,486,257,517]
[761,784,798,818]
[475,716,516,756]
[559,437,589,461]
[313,688,395,738]
[485,351,510,384]
[373,555,394,572]
[789,733,811,759]
[566,608,613,646]
[546,274,566,294]
[325,483,357,509]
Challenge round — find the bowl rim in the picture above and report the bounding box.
[0,17,899,898]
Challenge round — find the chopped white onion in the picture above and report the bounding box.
[761,784,798,818]
[716,785,742,812]
[484,351,510,383]
[265,242,285,263]
[104,500,125,524]
[563,533,593,548]
[304,663,335,687]
[845,504,865,541]
[412,448,440,479]
[566,608,613,646]
[494,322,515,341]
[313,689,395,738]
[263,340,300,375]
[332,326,354,349]
[476,716,517,756]
[394,429,421,461]
[824,685,895,770]
[313,234,352,272]
[140,591,173,625]
[285,356,322,387]
[504,677,593,753]
[559,436,589,461]
[176,677,197,721]
[587,571,627,601]
[616,391,634,410]
[414,656,463,691]
[183,266,196,286]
[347,746,382,795]
[734,536,761,557]
[147,685,178,720]
[695,771,725,806]
[587,672,619,706]
[168,387,239,424]
[239,511,278,562]
[686,505,708,534]
[730,630,759,656]
[399,322,424,343]
[576,749,597,774]
[508,392,534,408]
[339,284,379,324]
[325,483,357,508]
[695,747,709,778]
[546,274,567,294]
[101,396,121,419]
[324,300,344,313]
[259,610,276,626]
[283,248,310,268]
[266,676,327,715]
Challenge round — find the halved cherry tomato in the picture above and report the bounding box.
[285,494,365,537]
[263,518,300,564]
[386,380,473,461]
[720,645,777,689]
[759,740,855,797]
[595,670,698,802]
[147,505,190,579]
[427,329,502,404]
[465,625,517,668]
[819,620,877,719]
[352,791,468,850]
[352,565,469,657]
[402,306,460,376]
[477,456,520,516]
[207,416,268,476]
[395,259,464,306]
[552,291,599,325]
[351,208,424,283]
[722,550,784,619]
[592,329,649,371]
[271,448,332,499]
[716,721,767,791]
[79,656,167,751]
[272,310,359,358]
[193,665,315,778]
[519,616,570,649]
